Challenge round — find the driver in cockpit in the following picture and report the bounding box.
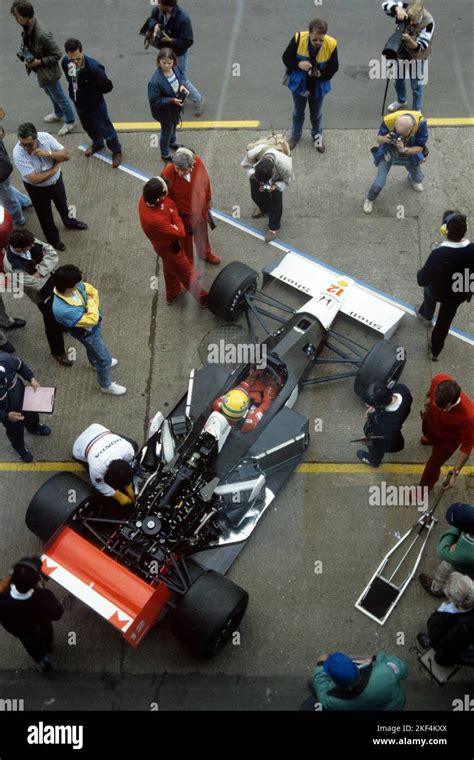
[213,366,281,432]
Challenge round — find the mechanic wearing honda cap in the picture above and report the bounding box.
[213,367,281,432]
[419,502,474,597]
[303,650,408,711]
[0,352,50,462]
[357,382,412,467]
[139,176,208,307]
[73,423,138,507]
[0,556,63,672]
[418,374,474,492]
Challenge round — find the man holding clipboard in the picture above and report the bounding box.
[0,352,51,462]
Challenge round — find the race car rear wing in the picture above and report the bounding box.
[263,252,405,339]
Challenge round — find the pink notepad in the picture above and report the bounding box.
[22,386,56,414]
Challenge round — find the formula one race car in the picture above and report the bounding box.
[25,252,407,656]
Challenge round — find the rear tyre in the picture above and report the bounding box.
[354,341,406,402]
[170,570,249,657]
[26,472,94,542]
[207,261,258,322]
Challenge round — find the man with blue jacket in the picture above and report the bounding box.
[61,39,122,168]
[52,265,126,396]
[364,111,428,214]
[282,18,338,154]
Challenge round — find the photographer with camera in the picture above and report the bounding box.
[61,39,122,168]
[282,18,338,154]
[10,1,76,137]
[241,137,293,243]
[356,382,413,467]
[382,1,435,112]
[148,48,190,163]
[140,0,204,116]
[363,111,428,213]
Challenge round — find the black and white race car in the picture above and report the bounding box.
[25,252,407,656]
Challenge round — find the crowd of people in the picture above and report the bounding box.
[0,0,472,697]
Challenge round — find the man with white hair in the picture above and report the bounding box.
[417,572,474,666]
[161,147,220,265]
[363,110,428,214]
[382,1,435,112]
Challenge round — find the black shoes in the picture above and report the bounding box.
[65,220,88,231]
[15,447,33,463]
[4,318,26,330]
[0,341,15,353]
[29,424,52,436]
[288,137,299,150]
[53,241,66,251]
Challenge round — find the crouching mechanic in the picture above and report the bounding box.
[213,367,281,432]
[357,382,413,467]
[73,423,138,506]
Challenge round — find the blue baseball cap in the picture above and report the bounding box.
[324,652,360,687]
[446,503,474,533]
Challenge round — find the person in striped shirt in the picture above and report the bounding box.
[382,0,435,112]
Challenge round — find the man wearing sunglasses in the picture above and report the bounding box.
[419,375,474,493]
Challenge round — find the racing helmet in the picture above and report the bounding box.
[221,388,250,420]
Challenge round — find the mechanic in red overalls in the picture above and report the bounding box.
[161,147,220,266]
[213,367,280,432]
[138,176,208,307]
[419,374,474,492]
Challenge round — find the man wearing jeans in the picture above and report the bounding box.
[382,1,434,113]
[10,1,76,137]
[364,111,427,213]
[52,265,126,396]
[143,0,204,116]
[61,39,122,168]
[0,124,32,227]
[282,18,338,153]
[13,123,87,251]
[417,212,474,360]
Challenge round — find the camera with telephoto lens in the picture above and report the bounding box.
[16,46,35,64]
[382,21,409,60]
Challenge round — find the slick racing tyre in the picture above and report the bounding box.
[26,472,94,542]
[170,570,249,657]
[207,261,259,322]
[354,341,406,402]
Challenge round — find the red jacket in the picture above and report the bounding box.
[161,156,211,220]
[138,196,185,256]
[424,373,474,454]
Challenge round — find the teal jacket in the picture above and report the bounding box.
[314,653,408,711]
[437,527,474,574]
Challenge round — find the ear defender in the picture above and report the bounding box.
[441,212,464,237]
[440,223,447,237]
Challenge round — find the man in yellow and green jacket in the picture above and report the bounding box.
[282,18,338,153]
[52,264,126,395]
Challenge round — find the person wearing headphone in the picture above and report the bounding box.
[357,382,413,467]
[213,367,282,432]
[363,111,428,214]
[417,211,473,359]
[418,375,474,493]
[138,175,208,307]
[0,556,63,672]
